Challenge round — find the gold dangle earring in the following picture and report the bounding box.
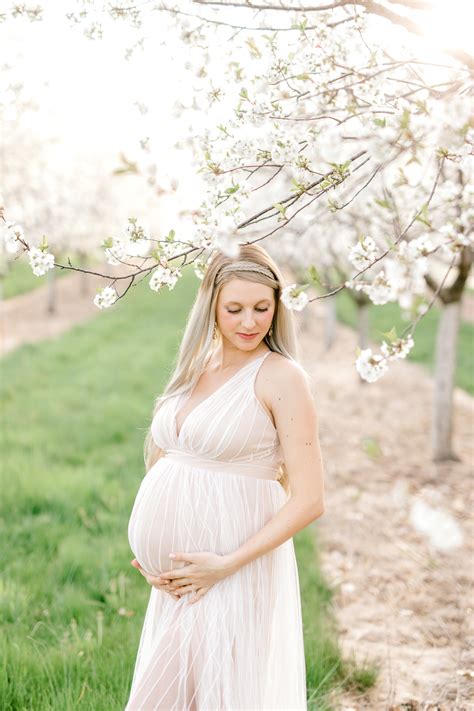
[212,320,218,340]
[268,323,273,338]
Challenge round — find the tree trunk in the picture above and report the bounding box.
[47,266,56,314]
[357,302,370,350]
[431,300,462,462]
[324,295,337,351]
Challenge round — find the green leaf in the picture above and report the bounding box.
[245,38,261,58]
[380,326,398,341]
[150,247,163,260]
[374,198,392,210]
[400,109,410,130]
[273,202,287,217]
[297,282,310,292]
[112,152,138,175]
[362,437,382,459]
[415,203,431,228]
[308,265,322,286]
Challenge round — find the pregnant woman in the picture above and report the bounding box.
[126,243,325,710]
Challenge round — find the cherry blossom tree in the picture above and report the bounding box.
[1,2,472,462]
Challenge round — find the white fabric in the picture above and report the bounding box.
[126,350,307,710]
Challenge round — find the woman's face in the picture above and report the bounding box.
[215,278,276,352]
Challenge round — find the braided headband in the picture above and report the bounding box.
[215,260,278,284]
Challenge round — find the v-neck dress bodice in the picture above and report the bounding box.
[151,350,283,479]
[126,349,307,710]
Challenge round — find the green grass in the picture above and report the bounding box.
[335,289,474,395]
[0,267,369,710]
[1,267,187,710]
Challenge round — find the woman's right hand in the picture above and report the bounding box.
[131,559,181,601]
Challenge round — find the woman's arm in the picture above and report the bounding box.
[225,356,325,575]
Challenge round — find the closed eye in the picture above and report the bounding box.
[227,308,269,314]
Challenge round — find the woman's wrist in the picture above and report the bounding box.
[222,552,242,576]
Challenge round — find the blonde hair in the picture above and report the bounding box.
[143,243,305,495]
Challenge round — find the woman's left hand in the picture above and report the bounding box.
[157,552,237,603]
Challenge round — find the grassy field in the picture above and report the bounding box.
[335,289,474,395]
[0,268,368,710]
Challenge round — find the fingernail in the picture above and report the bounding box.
[169,553,175,559]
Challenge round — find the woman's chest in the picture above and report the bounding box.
[151,388,278,460]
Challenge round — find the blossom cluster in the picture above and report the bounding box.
[4,2,474,386]
[1,221,56,276]
[355,334,414,383]
[1,221,24,254]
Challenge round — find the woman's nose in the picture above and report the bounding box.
[241,313,256,327]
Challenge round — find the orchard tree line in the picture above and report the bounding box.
[1,0,472,462]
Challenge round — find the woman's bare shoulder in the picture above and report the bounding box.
[265,350,306,376]
[260,351,310,394]
[262,351,317,434]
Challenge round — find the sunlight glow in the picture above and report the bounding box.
[420,0,473,54]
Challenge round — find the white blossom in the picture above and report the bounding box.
[105,238,128,266]
[280,284,309,311]
[28,246,55,276]
[364,122,400,164]
[193,257,208,280]
[192,226,216,250]
[94,285,118,309]
[355,348,388,382]
[380,335,414,360]
[122,217,150,243]
[364,269,397,305]
[1,221,23,254]
[127,238,150,258]
[348,235,380,271]
[439,223,472,254]
[212,216,241,257]
[149,264,182,292]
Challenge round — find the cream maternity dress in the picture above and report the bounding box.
[126,349,307,710]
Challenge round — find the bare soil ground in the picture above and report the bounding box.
[298,306,474,711]
[0,264,132,356]
[2,272,473,710]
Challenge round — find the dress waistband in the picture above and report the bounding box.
[162,449,280,482]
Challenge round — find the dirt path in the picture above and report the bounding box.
[298,306,474,710]
[2,272,473,710]
[0,264,132,356]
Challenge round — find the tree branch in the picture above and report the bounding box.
[191,0,474,71]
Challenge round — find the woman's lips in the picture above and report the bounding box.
[237,333,258,339]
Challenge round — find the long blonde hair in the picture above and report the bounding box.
[143,243,305,495]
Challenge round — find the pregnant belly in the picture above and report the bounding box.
[127,465,189,576]
[128,457,278,578]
